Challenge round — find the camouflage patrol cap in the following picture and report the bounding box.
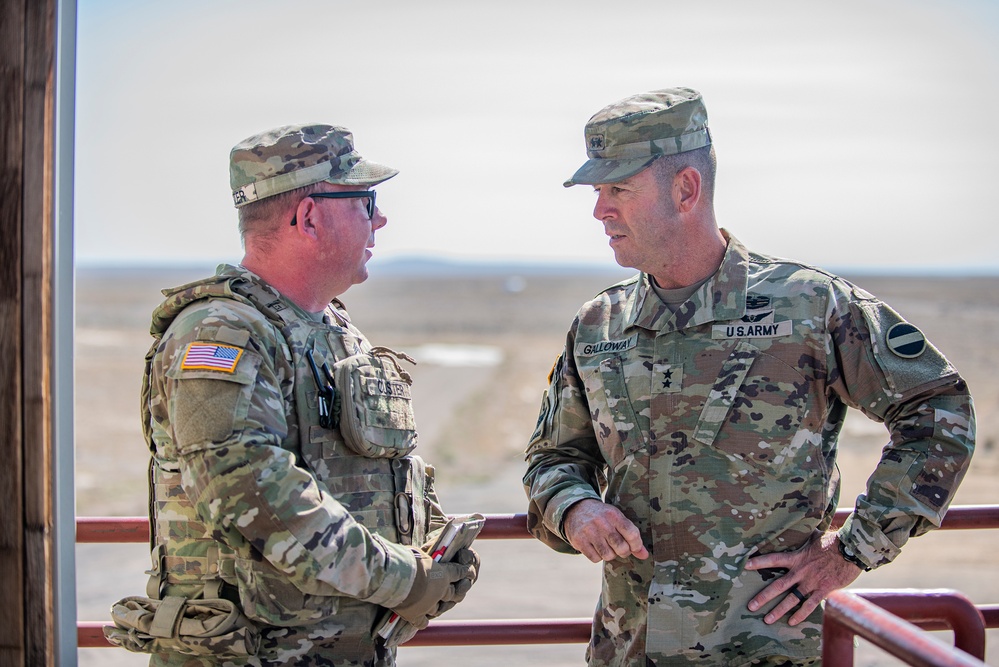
[564,87,711,187]
[230,124,398,208]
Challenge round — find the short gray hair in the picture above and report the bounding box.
[650,144,717,205]
[237,181,327,247]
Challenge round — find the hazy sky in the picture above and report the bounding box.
[74,0,999,273]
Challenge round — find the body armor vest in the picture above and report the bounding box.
[141,271,434,630]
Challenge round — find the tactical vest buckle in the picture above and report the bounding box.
[394,492,413,541]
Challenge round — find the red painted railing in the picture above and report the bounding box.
[75,505,999,544]
[824,590,988,666]
[79,506,999,656]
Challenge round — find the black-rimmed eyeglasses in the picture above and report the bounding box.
[290,190,377,226]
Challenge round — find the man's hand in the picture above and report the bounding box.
[563,499,649,563]
[744,531,863,626]
[393,547,479,629]
[427,547,479,617]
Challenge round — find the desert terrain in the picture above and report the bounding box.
[74,266,999,666]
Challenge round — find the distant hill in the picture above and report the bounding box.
[368,255,630,278]
[75,255,997,280]
[76,256,634,280]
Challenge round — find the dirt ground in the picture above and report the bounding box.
[74,267,999,666]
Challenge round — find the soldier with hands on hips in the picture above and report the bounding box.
[523,88,975,666]
[128,124,479,666]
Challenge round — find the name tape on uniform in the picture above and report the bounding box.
[576,334,639,357]
[712,320,792,340]
[366,379,412,399]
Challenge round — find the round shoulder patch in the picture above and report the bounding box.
[886,322,926,358]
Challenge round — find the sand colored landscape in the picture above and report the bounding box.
[75,266,999,666]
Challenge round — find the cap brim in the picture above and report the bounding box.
[563,156,659,188]
[329,159,399,187]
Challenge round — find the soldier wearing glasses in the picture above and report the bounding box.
[136,124,478,666]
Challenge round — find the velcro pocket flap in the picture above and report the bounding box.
[334,348,418,458]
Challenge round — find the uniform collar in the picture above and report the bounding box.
[624,229,749,333]
[221,263,327,325]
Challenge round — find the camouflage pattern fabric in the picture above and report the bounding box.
[523,231,975,666]
[564,87,711,187]
[230,124,398,207]
[142,264,449,666]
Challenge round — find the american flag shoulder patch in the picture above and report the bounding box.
[181,342,243,373]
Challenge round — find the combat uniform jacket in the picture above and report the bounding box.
[143,264,447,666]
[524,232,975,666]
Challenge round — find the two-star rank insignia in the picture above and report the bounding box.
[653,363,683,394]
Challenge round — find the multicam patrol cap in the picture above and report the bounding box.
[230,124,399,208]
[564,87,711,187]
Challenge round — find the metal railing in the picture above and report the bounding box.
[75,505,999,545]
[78,505,999,658]
[824,590,988,666]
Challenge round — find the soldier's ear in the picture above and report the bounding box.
[293,197,321,240]
[674,167,701,213]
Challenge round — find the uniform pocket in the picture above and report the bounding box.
[693,341,808,474]
[166,348,261,454]
[334,348,418,458]
[232,555,340,626]
[322,465,400,542]
[580,355,647,458]
[104,595,259,657]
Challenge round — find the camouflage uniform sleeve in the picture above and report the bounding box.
[159,300,416,608]
[523,323,606,553]
[824,280,976,570]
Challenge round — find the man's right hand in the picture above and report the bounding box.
[392,547,479,629]
[563,499,649,563]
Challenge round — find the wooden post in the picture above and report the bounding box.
[0,0,60,664]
